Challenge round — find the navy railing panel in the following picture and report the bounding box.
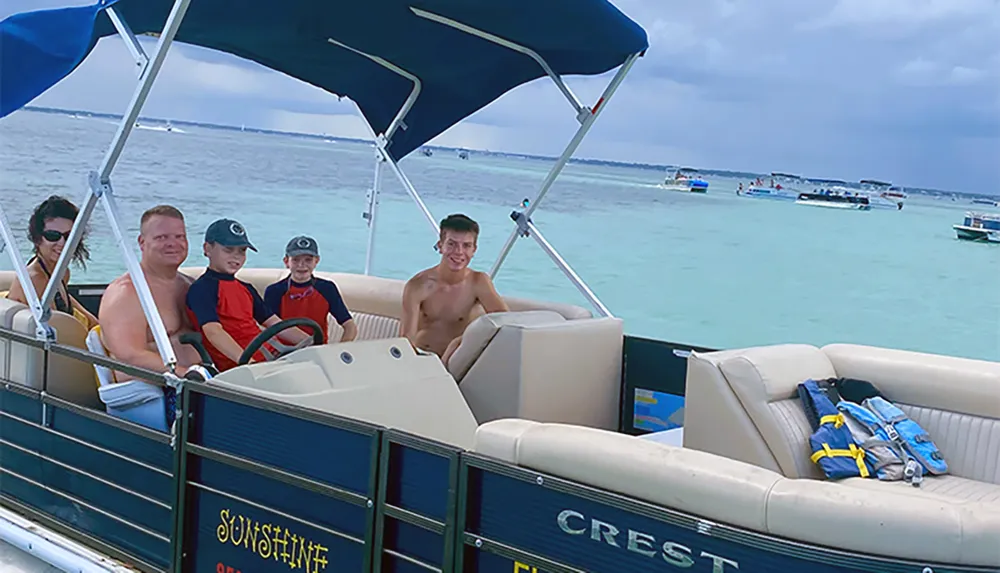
[189,392,375,495]
[386,441,453,522]
[48,403,174,471]
[45,413,174,505]
[460,462,901,573]
[183,456,369,573]
[375,432,460,572]
[381,518,445,568]
[0,445,172,569]
[0,387,43,420]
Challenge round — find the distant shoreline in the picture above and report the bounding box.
[21,105,995,201]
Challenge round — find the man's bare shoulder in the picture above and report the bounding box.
[404,267,437,291]
[99,274,142,322]
[103,274,139,302]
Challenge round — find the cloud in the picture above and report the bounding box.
[2,0,998,194]
[801,0,998,30]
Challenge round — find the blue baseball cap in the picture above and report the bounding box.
[204,218,257,252]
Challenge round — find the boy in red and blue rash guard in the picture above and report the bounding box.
[264,236,357,345]
[185,219,309,371]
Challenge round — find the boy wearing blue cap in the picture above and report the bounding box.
[264,235,357,345]
[185,218,308,371]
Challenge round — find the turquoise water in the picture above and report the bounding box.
[2,110,998,361]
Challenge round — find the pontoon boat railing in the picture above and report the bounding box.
[0,0,640,392]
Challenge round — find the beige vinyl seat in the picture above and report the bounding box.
[683,343,1000,505]
[0,298,101,409]
[180,267,624,430]
[474,417,1000,568]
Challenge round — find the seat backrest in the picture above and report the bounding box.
[684,344,837,479]
[457,313,624,430]
[86,325,116,387]
[0,297,28,382]
[178,267,592,343]
[822,343,1000,484]
[686,342,1000,484]
[9,308,102,409]
[0,270,15,293]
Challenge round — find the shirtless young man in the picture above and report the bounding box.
[99,205,201,378]
[401,214,509,367]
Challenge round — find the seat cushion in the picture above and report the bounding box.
[842,474,1000,504]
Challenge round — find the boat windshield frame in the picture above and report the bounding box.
[0,0,643,381]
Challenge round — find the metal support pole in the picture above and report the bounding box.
[354,106,440,237]
[364,153,385,275]
[328,37,439,246]
[410,7,587,117]
[35,0,192,366]
[378,142,439,236]
[106,6,149,74]
[490,52,641,279]
[0,205,51,339]
[523,218,612,318]
[100,177,179,368]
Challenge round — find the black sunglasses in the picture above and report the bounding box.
[41,229,71,242]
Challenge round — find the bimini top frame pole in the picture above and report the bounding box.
[342,6,643,293]
[325,37,440,276]
[407,8,643,318]
[18,0,193,372]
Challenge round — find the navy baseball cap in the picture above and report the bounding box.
[204,218,257,252]
[285,235,319,257]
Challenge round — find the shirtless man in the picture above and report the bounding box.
[401,214,509,367]
[99,205,201,378]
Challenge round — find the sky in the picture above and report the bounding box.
[2,0,998,194]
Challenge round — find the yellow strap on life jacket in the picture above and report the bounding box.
[819,413,845,428]
[810,443,870,478]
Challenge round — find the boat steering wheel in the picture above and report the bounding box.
[238,317,325,366]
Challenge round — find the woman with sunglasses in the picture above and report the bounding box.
[6,195,99,330]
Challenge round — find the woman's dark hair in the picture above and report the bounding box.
[27,195,90,268]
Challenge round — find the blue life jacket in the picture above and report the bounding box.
[799,379,872,480]
[840,397,948,486]
[836,401,907,481]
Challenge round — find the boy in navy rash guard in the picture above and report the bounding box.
[185,219,309,371]
[264,236,357,345]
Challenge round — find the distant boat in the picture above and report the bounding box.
[741,172,800,201]
[796,188,872,211]
[953,211,1000,243]
[971,198,999,207]
[134,120,184,133]
[421,148,433,157]
[660,167,708,193]
[458,150,469,160]
[859,179,906,210]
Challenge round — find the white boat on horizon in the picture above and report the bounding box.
[741,172,802,201]
[660,167,709,192]
[859,179,906,210]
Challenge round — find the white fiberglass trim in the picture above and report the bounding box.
[0,506,133,572]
